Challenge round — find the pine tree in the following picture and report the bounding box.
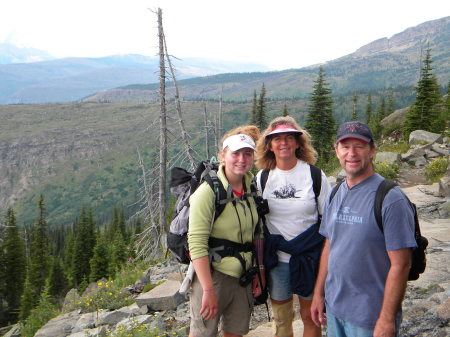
[283,103,289,116]
[20,195,49,318]
[250,90,258,125]
[109,230,127,276]
[90,233,109,282]
[377,97,386,121]
[46,257,68,298]
[387,87,396,115]
[19,277,34,320]
[118,208,127,243]
[4,208,26,319]
[254,84,268,130]
[444,81,450,124]
[72,207,96,286]
[305,67,335,165]
[365,93,373,124]
[62,228,75,288]
[404,48,443,136]
[351,91,359,120]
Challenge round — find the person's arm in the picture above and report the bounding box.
[311,238,330,327]
[192,256,218,320]
[187,183,218,320]
[374,248,411,337]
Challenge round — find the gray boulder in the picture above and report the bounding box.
[135,279,185,311]
[431,143,450,156]
[375,152,401,165]
[70,311,97,333]
[424,149,440,159]
[63,288,81,309]
[115,314,153,330]
[438,201,450,218]
[67,326,107,337]
[95,306,135,327]
[401,145,429,161]
[380,107,408,128]
[34,310,81,337]
[438,176,450,197]
[409,130,443,145]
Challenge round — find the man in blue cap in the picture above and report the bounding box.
[311,121,417,337]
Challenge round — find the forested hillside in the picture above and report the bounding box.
[0,84,425,226]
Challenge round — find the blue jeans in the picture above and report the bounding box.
[326,312,400,337]
[268,262,312,301]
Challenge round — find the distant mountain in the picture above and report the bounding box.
[86,16,450,103]
[0,53,269,104]
[0,42,54,64]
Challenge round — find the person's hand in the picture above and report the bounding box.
[199,289,218,320]
[374,317,396,337]
[311,294,326,327]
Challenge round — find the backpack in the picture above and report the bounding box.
[329,179,428,281]
[167,160,228,264]
[167,160,261,265]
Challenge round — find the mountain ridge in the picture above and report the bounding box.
[86,16,450,103]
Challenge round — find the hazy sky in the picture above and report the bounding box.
[1,0,448,70]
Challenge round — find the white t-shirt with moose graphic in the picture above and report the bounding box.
[256,160,330,263]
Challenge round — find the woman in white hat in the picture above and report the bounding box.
[188,125,260,337]
[255,116,331,337]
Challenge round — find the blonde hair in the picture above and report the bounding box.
[218,125,261,161]
[256,116,317,170]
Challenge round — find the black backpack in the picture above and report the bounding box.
[167,160,259,265]
[329,179,428,281]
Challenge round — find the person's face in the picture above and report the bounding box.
[269,132,300,161]
[335,138,376,179]
[223,147,254,179]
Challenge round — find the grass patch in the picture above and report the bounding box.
[375,162,399,180]
[424,158,448,183]
[377,140,410,153]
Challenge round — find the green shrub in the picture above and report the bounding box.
[424,158,448,182]
[63,279,133,313]
[375,162,399,180]
[21,291,60,337]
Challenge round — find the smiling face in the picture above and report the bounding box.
[269,132,300,163]
[335,138,376,184]
[222,147,255,180]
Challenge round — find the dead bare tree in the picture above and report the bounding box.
[135,7,200,261]
[157,7,168,253]
[217,85,224,146]
[202,97,210,159]
[161,28,196,171]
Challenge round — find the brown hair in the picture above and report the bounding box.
[256,116,317,170]
[218,125,261,161]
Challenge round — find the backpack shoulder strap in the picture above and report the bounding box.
[374,179,398,233]
[329,180,343,203]
[203,170,228,222]
[260,169,270,194]
[309,164,322,204]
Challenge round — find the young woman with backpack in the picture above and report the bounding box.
[187,125,261,337]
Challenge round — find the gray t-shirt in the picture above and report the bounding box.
[320,173,417,330]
